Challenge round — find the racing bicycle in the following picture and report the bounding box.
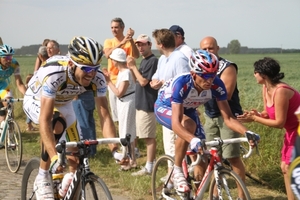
[151,131,259,200]
[0,98,23,173]
[21,134,131,200]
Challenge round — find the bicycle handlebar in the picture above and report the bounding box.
[0,98,23,102]
[190,133,259,167]
[55,134,131,167]
[205,137,253,158]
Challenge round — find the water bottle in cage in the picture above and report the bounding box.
[59,172,74,197]
[52,173,64,199]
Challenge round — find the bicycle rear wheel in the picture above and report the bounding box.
[83,174,113,200]
[5,120,22,173]
[207,168,251,200]
[21,157,40,200]
[152,155,187,200]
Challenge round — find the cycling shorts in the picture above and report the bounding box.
[154,103,205,139]
[23,96,82,142]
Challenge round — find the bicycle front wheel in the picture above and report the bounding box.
[21,157,40,200]
[151,155,185,200]
[83,174,113,200]
[207,168,251,200]
[5,120,23,173]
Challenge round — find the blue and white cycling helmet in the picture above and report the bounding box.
[189,50,219,74]
[0,44,15,57]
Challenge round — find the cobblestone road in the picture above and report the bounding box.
[0,149,128,200]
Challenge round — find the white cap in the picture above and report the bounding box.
[135,34,151,44]
[109,48,126,62]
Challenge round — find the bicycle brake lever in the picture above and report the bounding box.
[56,141,66,167]
[120,133,131,146]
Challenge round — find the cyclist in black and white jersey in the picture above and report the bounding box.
[23,36,119,200]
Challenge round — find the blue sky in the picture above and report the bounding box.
[1,0,299,49]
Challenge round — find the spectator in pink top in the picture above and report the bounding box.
[237,57,300,200]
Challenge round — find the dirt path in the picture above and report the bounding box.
[0,149,128,200]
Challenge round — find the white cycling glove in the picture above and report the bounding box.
[190,138,202,153]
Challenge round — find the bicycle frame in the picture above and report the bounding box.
[0,98,22,147]
[184,137,255,200]
[55,134,131,200]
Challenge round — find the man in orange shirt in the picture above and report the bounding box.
[103,17,139,122]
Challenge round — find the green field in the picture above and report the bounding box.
[11,53,300,199]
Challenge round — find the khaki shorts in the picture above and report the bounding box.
[136,110,156,139]
[204,113,240,159]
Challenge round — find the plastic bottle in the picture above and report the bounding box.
[59,172,74,197]
[52,173,64,199]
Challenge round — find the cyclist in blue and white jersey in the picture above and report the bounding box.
[23,36,119,200]
[154,50,259,194]
[0,44,26,122]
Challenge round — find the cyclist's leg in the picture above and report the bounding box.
[173,113,198,193]
[58,102,82,173]
[155,104,196,193]
[23,96,57,199]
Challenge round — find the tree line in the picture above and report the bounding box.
[14,40,300,56]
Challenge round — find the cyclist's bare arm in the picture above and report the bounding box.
[217,100,248,135]
[14,74,26,95]
[95,96,118,151]
[39,96,57,161]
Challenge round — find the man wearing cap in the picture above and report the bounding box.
[103,17,139,123]
[169,25,193,59]
[127,34,158,176]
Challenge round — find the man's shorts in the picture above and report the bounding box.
[136,110,156,139]
[154,103,205,139]
[23,95,82,142]
[204,113,240,159]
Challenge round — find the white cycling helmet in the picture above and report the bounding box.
[189,50,219,74]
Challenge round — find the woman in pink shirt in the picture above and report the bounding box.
[238,57,300,200]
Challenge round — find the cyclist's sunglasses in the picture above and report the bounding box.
[70,59,100,73]
[0,55,13,60]
[197,73,216,80]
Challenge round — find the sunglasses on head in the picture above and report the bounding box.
[198,73,216,80]
[70,59,100,73]
[1,55,13,60]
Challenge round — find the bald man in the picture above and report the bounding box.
[200,36,246,198]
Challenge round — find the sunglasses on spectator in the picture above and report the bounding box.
[198,73,216,80]
[70,59,100,73]
[1,55,13,60]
